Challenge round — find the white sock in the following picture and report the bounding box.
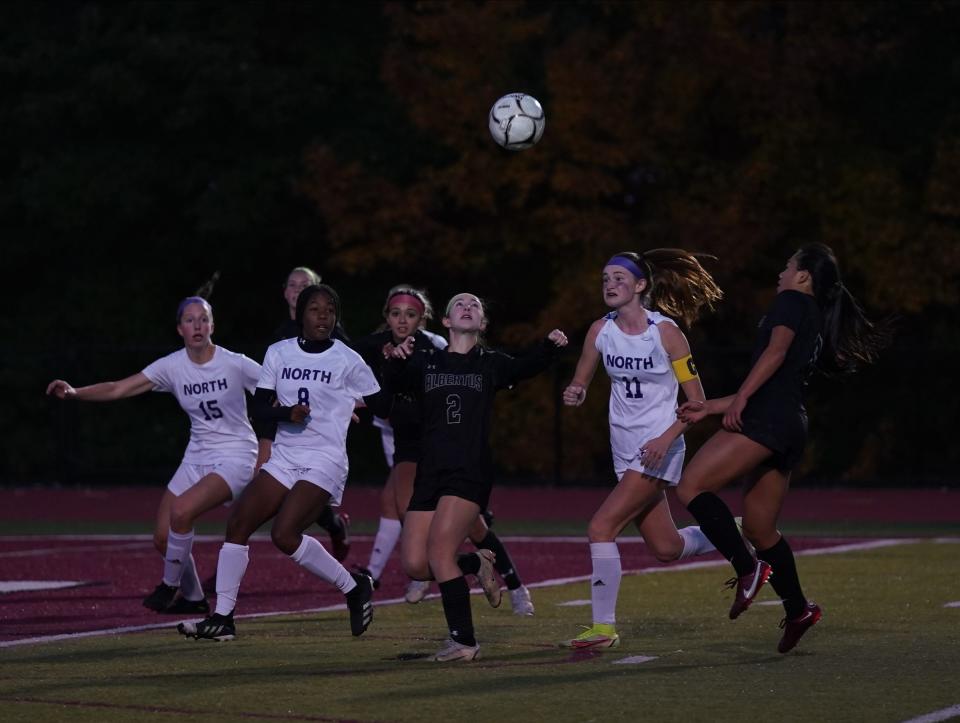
[590,542,621,626]
[367,517,402,580]
[179,553,204,601]
[162,528,194,587]
[214,542,249,616]
[677,525,717,560]
[291,535,355,594]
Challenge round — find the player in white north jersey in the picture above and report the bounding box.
[178,284,389,642]
[559,250,724,650]
[46,296,267,615]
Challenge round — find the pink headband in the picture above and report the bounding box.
[388,293,425,315]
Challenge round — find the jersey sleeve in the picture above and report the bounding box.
[258,346,280,391]
[240,355,263,394]
[491,341,558,390]
[345,355,381,399]
[141,354,173,393]
[766,291,810,333]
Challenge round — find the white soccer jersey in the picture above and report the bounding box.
[141,346,260,464]
[596,310,685,473]
[259,338,380,472]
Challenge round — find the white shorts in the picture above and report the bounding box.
[613,437,685,484]
[167,456,255,499]
[260,445,346,505]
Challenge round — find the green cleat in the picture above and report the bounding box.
[560,623,620,650]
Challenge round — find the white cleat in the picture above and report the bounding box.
[404,579,432,604]
[475,549,502,608]
[431,637,480,662]
[509,585,535,616]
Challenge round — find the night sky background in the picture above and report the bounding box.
[4,1,958,487]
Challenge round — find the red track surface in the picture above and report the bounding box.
[1,486,956,645]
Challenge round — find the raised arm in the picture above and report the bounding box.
[46,372,155,402]
[562,319,604,407]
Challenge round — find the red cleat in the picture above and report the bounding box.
[778,602,822,653]
[727,559,772,620]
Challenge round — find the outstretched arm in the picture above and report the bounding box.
[46,372,155,402]
[497,329,568,389]
[562,319,604,407]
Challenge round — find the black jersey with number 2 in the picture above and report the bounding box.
[384,340,560,510]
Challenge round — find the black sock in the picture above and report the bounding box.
[757,536,807,619]
[474,531,521,590]
[316,505,339,535]
[687,492,755,576]
[438,577,476,646]
[457,552,481,576]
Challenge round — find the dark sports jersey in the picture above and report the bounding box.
[744,290,822,418]
[383,340,560,488]
[353,329,442,447]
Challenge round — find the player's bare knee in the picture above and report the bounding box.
[587,518,615,543]
[270,524,299,555]
[402,557,429,580]
[169,502,193,533]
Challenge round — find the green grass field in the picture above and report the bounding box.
[2,539,958,722]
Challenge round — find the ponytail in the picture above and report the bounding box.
[795,243,892,375]
[610,249,723,326]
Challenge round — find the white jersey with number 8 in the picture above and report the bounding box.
[258,338,380,473]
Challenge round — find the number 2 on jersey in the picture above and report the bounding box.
[446,394,462,424]
[622,377,643,399]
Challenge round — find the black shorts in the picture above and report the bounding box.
[739,409,808,472]
[393,436,421,465]
[407,473,491,512]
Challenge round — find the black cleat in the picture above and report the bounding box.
[178,612,236,641]
[346,572,374,636]
[352,565,380,590]
[143,583,178,612]
[163,596,210,615]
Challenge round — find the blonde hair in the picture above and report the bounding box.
[286,266,322,286]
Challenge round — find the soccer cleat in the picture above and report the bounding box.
[559,623,620,650]
[178,612,236,641]
[352,565,381,590]
[162,596,210,615]
[777,602,822,653]
[330,511,351,562]
[726,559,773,620]
[142,583,178,612]
[404,579,431,604]
[346,572,374,636]
[509,585,535,616]
[474,549,502,608]
[431,637,480,662]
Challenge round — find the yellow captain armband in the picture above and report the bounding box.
[671,354,699,383]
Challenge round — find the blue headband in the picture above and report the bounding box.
[176,296,211,322]
[606,256,645,279]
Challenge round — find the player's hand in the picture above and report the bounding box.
[547,329,568,347]
[562,383,586,406]
[639,434,671,469]
[46,379,76,399]
[677,400,707,424]
[386,336,416,359]
[722,393,747,432]
[290,403,310,424]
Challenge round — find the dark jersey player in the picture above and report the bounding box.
[676,243,890,653]
[384,292,568,661]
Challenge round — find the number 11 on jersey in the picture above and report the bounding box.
[623,377,643,399]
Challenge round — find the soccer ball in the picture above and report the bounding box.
[488,93,545,151]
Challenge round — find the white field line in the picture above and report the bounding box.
[0,536,940,649]
[902,705,960,723]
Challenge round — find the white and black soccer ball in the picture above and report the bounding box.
[488,93,545,151]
